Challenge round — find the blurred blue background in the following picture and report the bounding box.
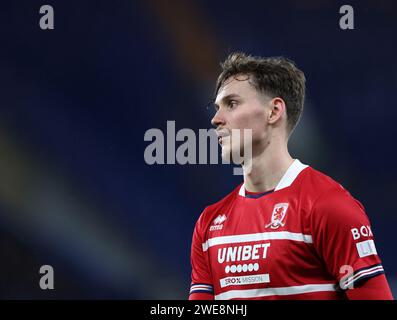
[0,0,396,299]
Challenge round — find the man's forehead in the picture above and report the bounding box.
[215,76,253,103]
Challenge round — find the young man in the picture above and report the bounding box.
[189,53,393,300]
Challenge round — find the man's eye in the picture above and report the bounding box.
[227,100,238,108]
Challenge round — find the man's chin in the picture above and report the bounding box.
[220,147,231,163]
[221,147,243,164]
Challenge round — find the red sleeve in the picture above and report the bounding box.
[311,186,392,298]
[346,274,393,300]
[189,292,214,300]
[189,210,214,300]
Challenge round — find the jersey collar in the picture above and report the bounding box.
[238,159,308,197]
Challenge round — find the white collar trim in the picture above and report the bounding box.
[238,159,308,196]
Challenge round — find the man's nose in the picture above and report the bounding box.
[211,109,225,128]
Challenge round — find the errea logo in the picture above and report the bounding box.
[210,214,227,231]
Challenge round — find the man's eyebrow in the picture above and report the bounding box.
[213,93,241,107]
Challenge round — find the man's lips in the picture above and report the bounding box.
[216,130,230,145]
[216,130,229,138]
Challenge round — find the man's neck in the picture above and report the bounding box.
[242,143,294,193]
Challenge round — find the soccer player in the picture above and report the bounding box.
[189,53,393,300]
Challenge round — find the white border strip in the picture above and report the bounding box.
[342,265,384,289]
[215,283,336,300]
[238,159,308,196]
[190,284,213,294]
[202,231,313,252]
[275,159,308,191]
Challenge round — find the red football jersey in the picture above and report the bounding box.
[189,160,388,300]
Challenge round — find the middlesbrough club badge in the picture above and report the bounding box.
[265,203,289,229]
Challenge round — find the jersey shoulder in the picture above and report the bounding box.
[302,166,361,203]
[302,166,346,194]
[303,166,366,220]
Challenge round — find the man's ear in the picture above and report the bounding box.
[268,97,286,125]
